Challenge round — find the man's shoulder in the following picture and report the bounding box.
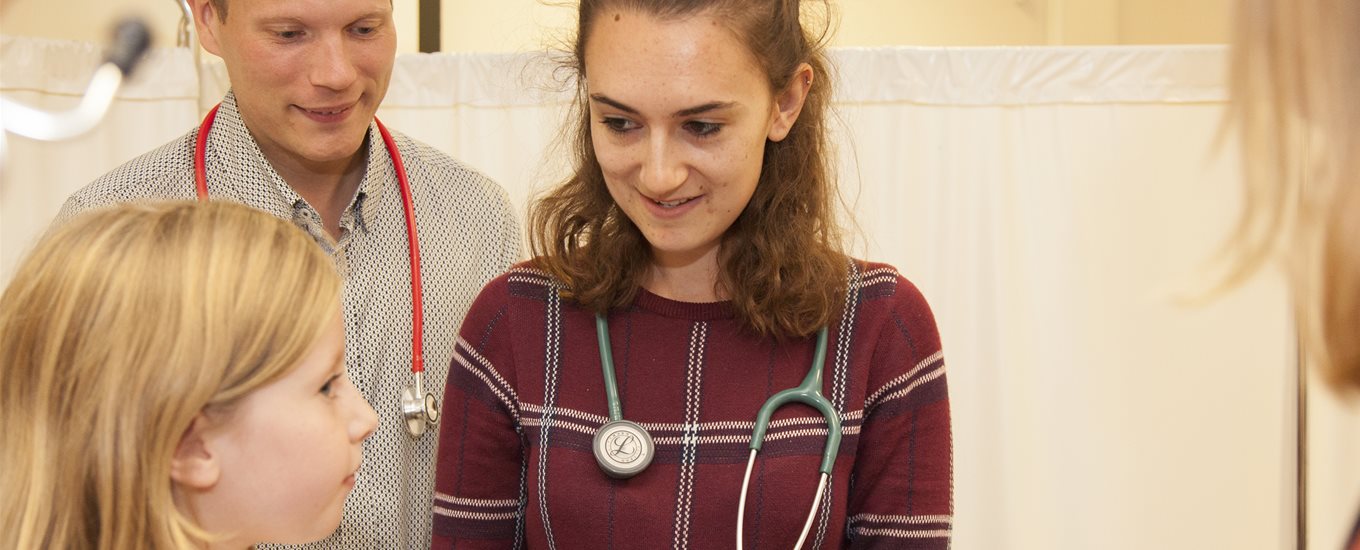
[392,132,508,202]
[62,131,198,218]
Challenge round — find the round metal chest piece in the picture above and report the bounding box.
[593,419,654,478]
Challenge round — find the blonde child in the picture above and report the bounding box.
[0,201,377,549]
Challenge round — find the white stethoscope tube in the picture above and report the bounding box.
[737,451,828,550]
[1,64,124,142]
[0,19,150,173]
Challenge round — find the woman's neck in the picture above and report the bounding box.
[644,247,725,303]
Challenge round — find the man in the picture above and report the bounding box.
[57,0,520,547]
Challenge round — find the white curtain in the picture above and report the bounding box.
[4,35,1359,550]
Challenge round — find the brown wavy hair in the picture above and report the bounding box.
[531,0,845,339]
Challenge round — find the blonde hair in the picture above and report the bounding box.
[1228,0,1360,392]
[0,201,342,549]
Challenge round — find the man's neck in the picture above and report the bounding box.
[263,139,368,241]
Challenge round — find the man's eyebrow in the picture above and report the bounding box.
[351,11,390,21]
[258,16,306,25]
[255,11,389,25]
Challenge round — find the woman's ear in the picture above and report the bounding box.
[767,63,815,143]
[170,415,221,490]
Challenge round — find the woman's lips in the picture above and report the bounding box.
[642,193,703,219]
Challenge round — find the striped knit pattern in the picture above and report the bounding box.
[536,286,564,550]
[671,322,707,549]
[433,261,952,549]
[848,513,953,539]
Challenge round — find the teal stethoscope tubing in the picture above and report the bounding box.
[596,314,625,422]
[749,326,842,473]
[593,314,842,549]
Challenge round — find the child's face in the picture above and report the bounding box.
[196,313,377,545]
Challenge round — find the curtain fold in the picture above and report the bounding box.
[3,36,1353,550]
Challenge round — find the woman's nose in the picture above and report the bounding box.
[638,134,688,197]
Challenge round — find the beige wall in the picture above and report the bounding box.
[0,0,1231,51]
[0,0,423,53]
[1,0,188,47]
[1119,0,1233,44]
[438,0,1232,51]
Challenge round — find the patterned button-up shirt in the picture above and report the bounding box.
[58,91,522,548]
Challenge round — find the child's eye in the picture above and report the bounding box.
[683,121,721,137]
[600,117,639,134]
[320,374,341,396]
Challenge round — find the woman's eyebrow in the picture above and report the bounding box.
[589,94,736,118]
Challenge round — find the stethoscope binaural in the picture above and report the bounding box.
[194,104,439,439]
[592,314,843,550]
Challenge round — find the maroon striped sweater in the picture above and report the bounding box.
[432,261,952,549]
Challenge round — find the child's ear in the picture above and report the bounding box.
[170,415,221,490]
[767,63,815,143]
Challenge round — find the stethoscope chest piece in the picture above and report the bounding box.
[401,372,440,438]
[593,419,654,478]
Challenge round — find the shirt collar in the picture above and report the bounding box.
[207,90,396,238]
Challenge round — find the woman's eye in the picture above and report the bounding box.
[683,121,721,137]
[600,117,638,133]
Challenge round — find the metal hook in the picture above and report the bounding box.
[174,0,194,48]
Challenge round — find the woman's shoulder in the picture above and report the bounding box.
[847,259,934,315]
[459,261,566,341]
[473,260,564,302]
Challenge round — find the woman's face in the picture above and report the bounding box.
[584,9,798,270]
[189,313,377,545]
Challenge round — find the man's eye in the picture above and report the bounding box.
[277,30,304,40]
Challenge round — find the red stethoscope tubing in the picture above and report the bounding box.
[193,104,426,375]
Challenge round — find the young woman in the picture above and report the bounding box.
[1229,1,1360,547]
[0,201,378,549]
[432,1,951,548]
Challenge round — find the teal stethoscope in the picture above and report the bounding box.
[591,314,843,550]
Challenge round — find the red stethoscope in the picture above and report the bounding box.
[194,104,440,438]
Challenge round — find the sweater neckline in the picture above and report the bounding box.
[633,287,734,321]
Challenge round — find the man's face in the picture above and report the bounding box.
[195,0,396,169]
